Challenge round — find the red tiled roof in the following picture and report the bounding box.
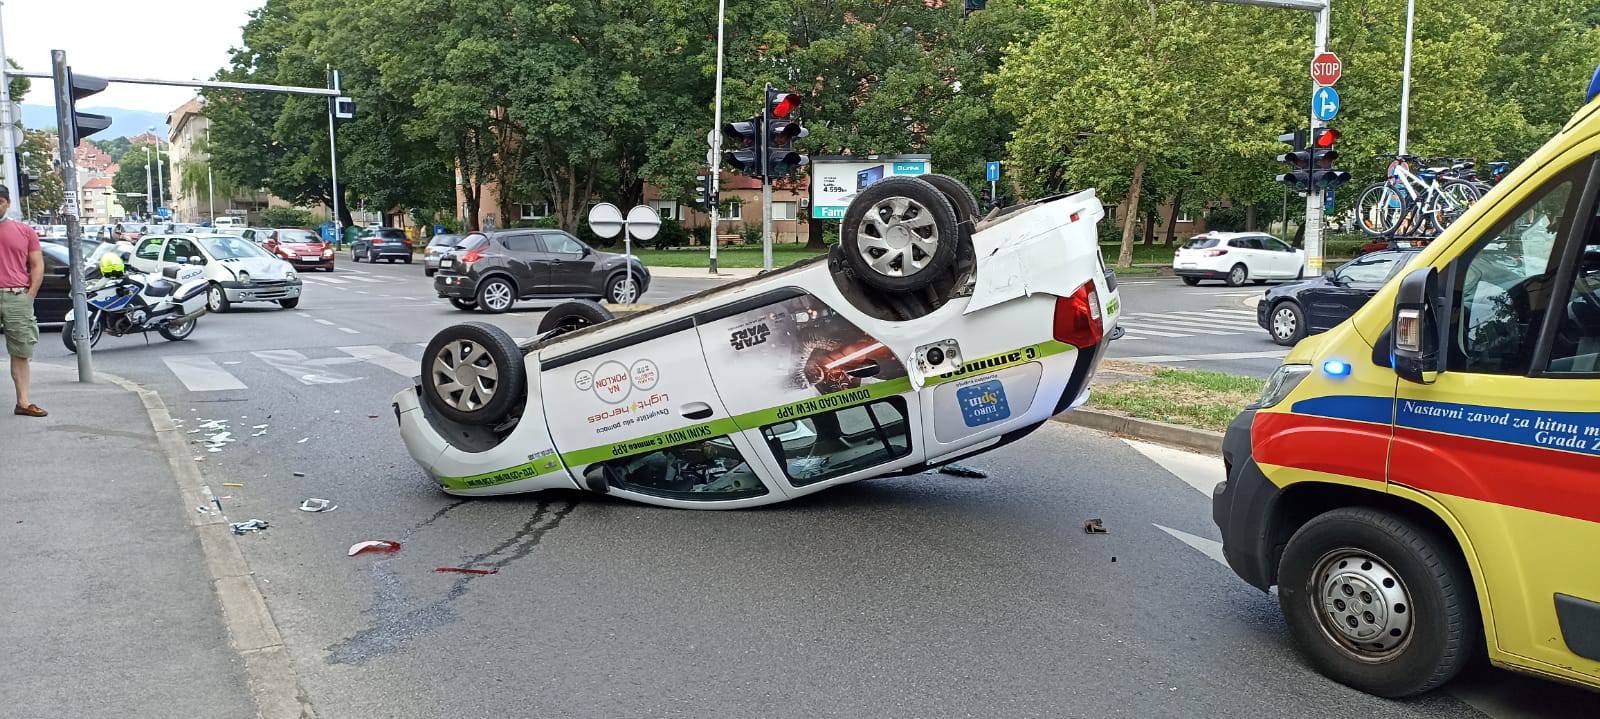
[83,177,112,189]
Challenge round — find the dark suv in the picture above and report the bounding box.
[433,229,650,313]
[352,227,414,263]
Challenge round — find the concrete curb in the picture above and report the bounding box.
[1052,407,1223,455]
[647,266,757,279]
[98,370,314,719]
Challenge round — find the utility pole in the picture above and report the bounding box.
[51,50,92,382]
[1397,0,1415,155]
[149,125,166,219]
[206,124,215,222]
[144,145,153,217]
[326,67,342,240]
[1304,3,1330,275]
[0,1,18,221]
[761,82,773,272]
[707,0,726,275]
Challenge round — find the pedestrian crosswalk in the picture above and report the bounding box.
[298,267,412,287]
[1115,308,1262,341]
[154,340,532,393]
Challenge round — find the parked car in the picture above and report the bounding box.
[396,179,1119,510]
[423,233,461,277]
[239,227,276,244]
[112,222,146,243]
[352,227,413,263]
[1174,232,1306,286]
[214,216,245,229]
[433,229,650,312]
[127,233,302,312]
[256,227,335,271]
[1256,248,1421,345]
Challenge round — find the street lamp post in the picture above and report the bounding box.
[1397,0,1416,155]
[206,125,215,223]
[144,146,153,217]
[148,125,166,220]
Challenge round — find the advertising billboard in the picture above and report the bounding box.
[809,156,931,220]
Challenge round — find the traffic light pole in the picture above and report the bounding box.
[760,83,774,272]
[51,50,92,382]
[707,0,726,275]
[1303,4,1330,276]
[327,68,343,240]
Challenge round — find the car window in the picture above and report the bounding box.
[456,234,489,252]
[1448,163,1583,375]
[1182,236,1218,250]
[40,243,68,267]
[278,229,320,243]
[1546,197,1600,374]
[502,233,544,253]
[760,398,911,487]
[163,238,201,263]
[428,234,460,248]
[542,232,585,254]
[198,235,271,260]
[1335,253,1399,285]
[377,228,407,240]
[135,237,164,261]
[1234,237,1265,250]
[1263,237,1294,252]
[580,434,768,501]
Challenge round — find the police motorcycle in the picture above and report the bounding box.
[62,252,210,353]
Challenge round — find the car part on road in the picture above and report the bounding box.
[1269,302,1305,346]
[230,519,270,535]
[1084,518,1109,534]
[348,540,401,556]
[840,176,961,292]
[1277,507,1475,698]
[422,322,526,425]
[476,277,516,313]
[537,299,614,337]
[434,567,498,575]
[298,498,337,513]
[936,463,987,478]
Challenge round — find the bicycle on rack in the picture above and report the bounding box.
[1355,154,1485,238]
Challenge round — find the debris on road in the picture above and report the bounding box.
[297,437,309,444]
[434,567,498,576]
[348,540,401,557]
[252,424,269,430]
[1084,518,1109,534]
[230,519,270,535]
[299,498,337,513]
[937,463,988,478]
[196,505,213,515]
[292,472,306,477]
[222,482,244,487]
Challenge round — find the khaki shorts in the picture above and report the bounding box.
[0,289,38,360]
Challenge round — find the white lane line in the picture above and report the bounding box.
[338,327,361,334]
[346,276,387,284]
[313,275,349,285]
[1112,325,1190,338]
[162,356,248,392]
[1122,438,1224,496]
[1115,335,1147,341]
[313,319,336,326]
[1128,311,1260,327]
[338,345,417,377]
[1155,524,1228,567]
[252,349,364,385]
[1118,321,1242,336]
[401,296,418,301]
[1170,309,1257,317]
[1118,350,1289,363]
[353,291,369,295]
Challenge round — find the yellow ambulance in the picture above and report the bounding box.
[1213,69,1600,697]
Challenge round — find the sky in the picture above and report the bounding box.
[5,0,259,117]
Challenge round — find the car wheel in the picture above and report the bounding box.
[404,256,413,264]
[919,173,981,226]
[278,297,300,309]
[1226,263,1248,287]
[1253,279,1268,285]
[449,298,479,311]
[61,312,104,353]
[1269,302,1305,346]
[605,273,640,304]
[1182,276,1201,286]
[476,277,516,314]
[537,299,614,337]
[1278,508,1475,698]
[840,176,960,293]
[421,322,526,426]
[159,318,196,341]
[425,268,436,277]
[207,283,231,313]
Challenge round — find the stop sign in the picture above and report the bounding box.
[1310,52,1342,85]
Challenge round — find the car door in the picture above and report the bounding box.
[1261,236,1300,278]
[1305,253,1393,331]
[693,289,924,497]
[497,232,550,295]
[162,236,204,272]
[130,236,166,273]
[1390,154,1600,683]
[537,321,776,507]
[540,231,599,295]
[35,244,72,322]
[1235,237,1269,277]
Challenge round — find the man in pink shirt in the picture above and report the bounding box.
[0,188,46,417]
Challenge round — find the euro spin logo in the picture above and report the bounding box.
[579,358,659,404]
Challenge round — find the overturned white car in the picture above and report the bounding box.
[393,176,1121,509]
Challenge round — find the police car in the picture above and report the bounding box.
[394,176,1120,509]
[1213,67,1600,697]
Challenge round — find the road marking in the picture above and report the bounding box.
[401,296,418,301]
[313,319,336,326]
[346,276,387,284]
[1154,524,1228,568]
[1118,320,1242,336]
[353,291,369,295]
[1122,438,1223,496]
[1112,324,1190,338]
[1128,311,1260,328]
[338,345,417,377]
[311,275,348,285]
[252,349,365,385]
[1118,350,1289,363]
[1172,309,1257,317]
[338,327,361,334]
[162,356,248,392]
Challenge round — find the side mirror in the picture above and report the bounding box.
[581,246,593,257]
[1392,267,1444,384]
[190,256,205,265]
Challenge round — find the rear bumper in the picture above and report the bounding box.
[1211,408,1282,591]
[434,273,478,299]
[1174,267,1231,279]
[368,246,413,258]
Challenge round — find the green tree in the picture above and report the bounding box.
[19,130,63,218]
[91,137,135,164]
[112,147,170,212]
[259,206,315,227]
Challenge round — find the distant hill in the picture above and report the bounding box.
[20,104,169,140]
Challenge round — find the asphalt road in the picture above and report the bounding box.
[26,257,1593,717]
[1106,273,1289,378]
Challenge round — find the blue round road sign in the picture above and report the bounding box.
[1313,86,1341,122]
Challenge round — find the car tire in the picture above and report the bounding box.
[1269,302,1306,346]
[61,312,104,353]
[278,297,300,309]
[919,173,981,226]
[404,256,413,264]
[1182,276,1201,286]
[207,283,231,313]
[476,276,516,314]
[450,298,479,311]
[421,322,526,426]
[1278,508,1476,698]
[604,273,641,304]
[537,299,614,337]
[1226,263,1248,287]
[158,318,196,342]
[1253,279,1268,285]
[840,176,960,293]
[426,268,436,277]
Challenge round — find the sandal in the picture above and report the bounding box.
[13,404,47,417]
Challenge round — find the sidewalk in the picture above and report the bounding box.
[647,265,758,279]
[0,364,277,717]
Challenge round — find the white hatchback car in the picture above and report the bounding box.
[1173,232,1306,286]
[128,233,303,312]
[394,178,1122,510]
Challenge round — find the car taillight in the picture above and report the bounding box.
[1203,249,1228,257]
[461,249,483,264]
[1052,281,1104,348]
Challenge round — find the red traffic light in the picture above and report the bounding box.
[1311,127,1341,149]
[768,90,801,119]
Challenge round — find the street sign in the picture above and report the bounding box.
[1324,189,1335,213]
[626,205,662,240]
[156,207,171,219]
[62,190,80,218]
[1310,52,1342,86]
[1313,86,1341,121]
[986,161,1000,183]
[587,202,624,238]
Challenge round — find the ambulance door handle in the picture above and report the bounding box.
[680,402,714,420]
[844,361,880,379]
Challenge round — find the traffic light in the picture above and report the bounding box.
[13,154,34,197]
[66,70,113,147]
[722,118,762,177]
[763,88,808,179]
[1275,130,1313,194]
[1308,128,1351,190]
[693,174,718,210]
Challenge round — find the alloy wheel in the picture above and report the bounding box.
[430,339,499,412]
[610,277,638,304]
[481,281,513,311]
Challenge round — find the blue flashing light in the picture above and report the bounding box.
[1322,359,1352,377]
[1588,64,1600,104]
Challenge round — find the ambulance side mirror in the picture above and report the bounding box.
[1392,267,1443,384]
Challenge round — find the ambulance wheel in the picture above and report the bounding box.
[537,299,613,337]
[841,176,959,293]
[422,322,526,426]
[1278,507,1475,698]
